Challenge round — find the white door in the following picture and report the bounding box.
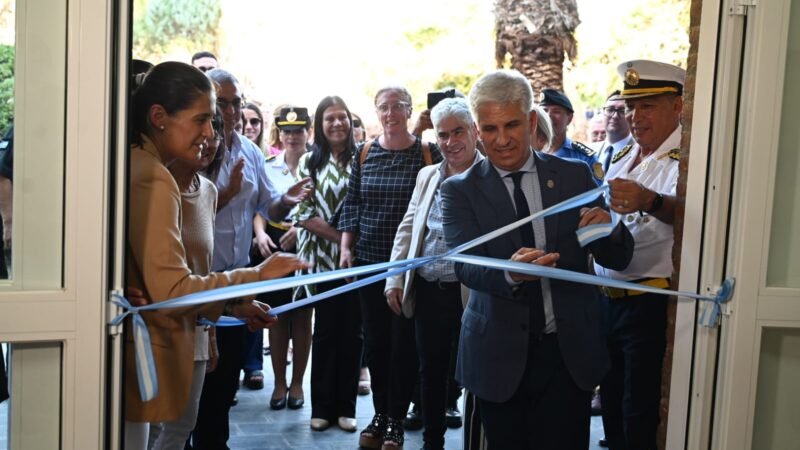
[0,0,127,448]
[679,0,800,448]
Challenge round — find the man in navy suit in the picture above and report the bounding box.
[441,69,634,450]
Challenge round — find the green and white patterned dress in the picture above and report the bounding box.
[291,151,351,299]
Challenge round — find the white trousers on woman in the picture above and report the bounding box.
[124,360,207,450]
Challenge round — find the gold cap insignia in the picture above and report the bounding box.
[547,179,555,189]
[286,110,298,122]
[625,68,640,86]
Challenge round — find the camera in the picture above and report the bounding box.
[427,89,456,110]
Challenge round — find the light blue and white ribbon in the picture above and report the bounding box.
[112,184,735,401]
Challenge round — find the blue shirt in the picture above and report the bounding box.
[211,133,280,271]
[554,138,601,184]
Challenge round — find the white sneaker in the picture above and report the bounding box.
[310,418,330,431]
[337,416,357,432]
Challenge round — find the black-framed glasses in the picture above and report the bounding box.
[603,107,626,117]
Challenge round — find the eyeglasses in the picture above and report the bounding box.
[217,98,244,110]
[603,107,626,117]
[352,119,363,128]
[247,118,262,126]
[376,102,410,114]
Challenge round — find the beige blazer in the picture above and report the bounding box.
[385,156,480,318]
[125,137,259,422]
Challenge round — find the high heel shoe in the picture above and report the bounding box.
[287,385,304,409]
[287,396,304,409]
[381,417,404,450]
[269,387,288,410]
[359,413,388,449]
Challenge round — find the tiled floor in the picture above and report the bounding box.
[0,351,607,450]
[227,350,607,450]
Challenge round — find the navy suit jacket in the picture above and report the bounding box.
[441,151,633,402]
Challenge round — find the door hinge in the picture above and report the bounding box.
[729,0,756,16]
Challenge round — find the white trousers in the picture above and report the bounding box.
[125,360,207,450]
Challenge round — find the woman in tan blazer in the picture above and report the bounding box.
[124,61,307,450]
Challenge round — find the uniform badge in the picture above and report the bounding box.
[536,92,545,103]
[592,162,604,180]
[612,145,632,164]
[668,148,680,161]
[625,68,640,86]
[286,110,298,122]
[547,179,555,189]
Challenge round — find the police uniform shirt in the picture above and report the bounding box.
[554,138,602,183]
[264,150,300,220]
[594,125,681,281]
[598,134,633,172]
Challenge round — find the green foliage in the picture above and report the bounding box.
[134,0,221,60]
[434,73,480,97]
[0,44,13,135]
[405,26,446,51]
[569,0,691,110]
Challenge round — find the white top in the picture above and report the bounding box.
[594,126,681,281]
[264,151,300,220]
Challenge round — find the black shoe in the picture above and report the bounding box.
[403,404,423,431]
[444,406,462,428]
[231,395,238,407]
[599,437,608,448]
[270,392,287,410]
[287,396,305,409]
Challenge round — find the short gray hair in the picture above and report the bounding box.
[533,104,553,150]
[469,69,533,118]
[206,68,239,87]
[431,98,474,129]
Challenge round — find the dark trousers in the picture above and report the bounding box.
[243,329,263,373]
[414,276,463,448]
[0,344,8,403]
[477,334,591,450]
[601,293,667,450]
[358,265,418,419]
[311,280,363,420]
[190,325,246,450]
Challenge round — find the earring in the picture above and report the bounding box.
[159,125,165,131]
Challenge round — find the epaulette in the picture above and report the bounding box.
[572,141,594,156]
[611,144,632,164]
[668,148,680,161]
[265,154,277,162]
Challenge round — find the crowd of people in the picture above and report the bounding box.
[122,49,684,450]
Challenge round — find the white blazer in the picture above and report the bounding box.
[385,155,481,318]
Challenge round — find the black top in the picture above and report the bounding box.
[338,137,442,263]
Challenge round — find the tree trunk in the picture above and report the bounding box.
[494,0,580,93]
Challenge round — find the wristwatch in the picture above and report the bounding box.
[646,192,664,214]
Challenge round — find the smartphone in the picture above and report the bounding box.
[427,89,456,110]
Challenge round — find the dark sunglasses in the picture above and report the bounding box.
[217,98,244,110]
[247,118,262,126]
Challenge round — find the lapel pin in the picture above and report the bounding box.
[547,179,555,189]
